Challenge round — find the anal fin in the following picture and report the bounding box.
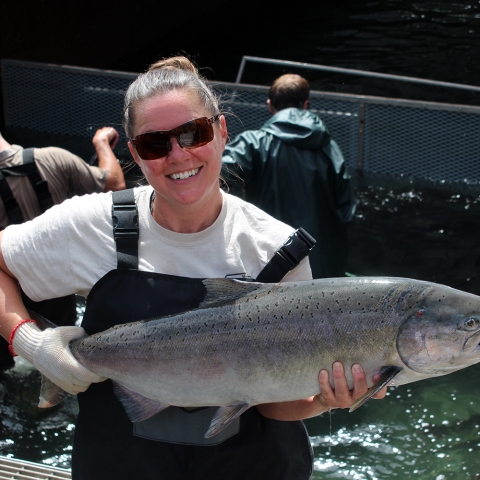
[350,366,402,412]
[205,403,251,438]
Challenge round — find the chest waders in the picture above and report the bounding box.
[72,189,316,480]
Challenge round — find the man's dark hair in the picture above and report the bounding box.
[268,74,310,112]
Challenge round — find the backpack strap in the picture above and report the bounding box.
[0,171,23,224]
[0,148,54,224]
[21,148,54,215]
[255,228,316,283]
[111,189,139,269]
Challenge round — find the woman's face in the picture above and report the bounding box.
[128,90,227,211]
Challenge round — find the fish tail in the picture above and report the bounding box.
[38,374,69,408]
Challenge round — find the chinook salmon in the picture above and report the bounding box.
[38,276,480,438]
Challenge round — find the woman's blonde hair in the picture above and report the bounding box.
[123,56,221,138]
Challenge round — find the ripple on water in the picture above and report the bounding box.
[306,363,480,479]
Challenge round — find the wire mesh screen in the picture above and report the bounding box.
[309,96,360,171]
[3,59,480,184]
[218,87,271,139]
[363,103,480,182]
[1,60,135,141]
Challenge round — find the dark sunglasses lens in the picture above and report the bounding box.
[136,133,170,160]
[134,117,216,160]
[176,118,214,149]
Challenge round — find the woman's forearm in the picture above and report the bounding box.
[0,232,29,340]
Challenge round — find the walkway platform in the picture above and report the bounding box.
[0,456,71,479]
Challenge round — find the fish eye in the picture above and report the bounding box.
[464,317,480,330]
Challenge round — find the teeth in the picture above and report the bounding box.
[169,168,199,180]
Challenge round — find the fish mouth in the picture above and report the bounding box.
[168,168,200,180]
[463,330,480,353]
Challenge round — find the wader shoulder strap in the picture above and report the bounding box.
[256,228,316,283]
[0,170,23,225]
[110,188,314,278]
[111,189,139,270]
[0,148,54,225]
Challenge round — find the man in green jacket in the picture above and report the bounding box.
[222,73,356,279]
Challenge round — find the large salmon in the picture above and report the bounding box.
[38,277,480,437]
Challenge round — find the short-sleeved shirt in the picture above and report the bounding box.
[2,187,312,301]
[0,145,107,229]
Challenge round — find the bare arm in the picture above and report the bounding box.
[92,127,126,192]
[0,231,105,393]
[0,231,30,340]
[256,362,387,421]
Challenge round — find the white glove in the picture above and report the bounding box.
[12,322,106,395]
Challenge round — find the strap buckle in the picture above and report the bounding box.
[255,228,316,283]
[112,205,139,241]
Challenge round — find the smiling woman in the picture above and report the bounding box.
[0,55,386,480]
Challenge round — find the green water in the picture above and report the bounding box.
[306,364,480,479]
[1,358,479,478]
[0,358,77,469]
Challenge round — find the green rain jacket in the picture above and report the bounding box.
[222,108,356,279]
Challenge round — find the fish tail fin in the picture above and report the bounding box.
[38,374,69,408]
[26,310,68,408]
[27,309,58,330]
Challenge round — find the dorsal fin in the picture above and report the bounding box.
[199,278,273,309]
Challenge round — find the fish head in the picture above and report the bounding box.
[396,284,480,376]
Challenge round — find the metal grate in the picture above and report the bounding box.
[0,456,70,479]
[362,102,480,182]
[3,59,480,184]
[1,60,135,142]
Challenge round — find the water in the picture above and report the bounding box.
[222,0,480,106]
[0,359,76,470]
[2,0,480,476]
[2,183,480,478]
[307,365,480,479]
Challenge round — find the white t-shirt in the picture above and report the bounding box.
[3,186,312,301]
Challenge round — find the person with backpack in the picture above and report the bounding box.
[0,127,125,369]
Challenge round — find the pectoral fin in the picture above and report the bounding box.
[205,403,251,438]
[112,382,170,422]
[350,366,402,412]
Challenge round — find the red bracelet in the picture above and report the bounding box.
[8,319,37,357]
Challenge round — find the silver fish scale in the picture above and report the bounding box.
[71,278,428,406]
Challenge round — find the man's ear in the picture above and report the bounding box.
[267,99,276,115]
[302,100,309,110]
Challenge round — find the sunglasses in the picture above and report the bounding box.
[130,115,219,160]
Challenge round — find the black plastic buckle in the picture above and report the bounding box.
[112,204,139,242]
[276,228,316,269]
[255,228,316,283]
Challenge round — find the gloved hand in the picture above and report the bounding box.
[12,322,106,395]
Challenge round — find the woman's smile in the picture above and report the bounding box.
[168,167,201,180]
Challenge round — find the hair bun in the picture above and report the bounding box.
[148,56,198,75]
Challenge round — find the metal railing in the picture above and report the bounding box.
[2,58,480,185]
[235,55,480,94]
